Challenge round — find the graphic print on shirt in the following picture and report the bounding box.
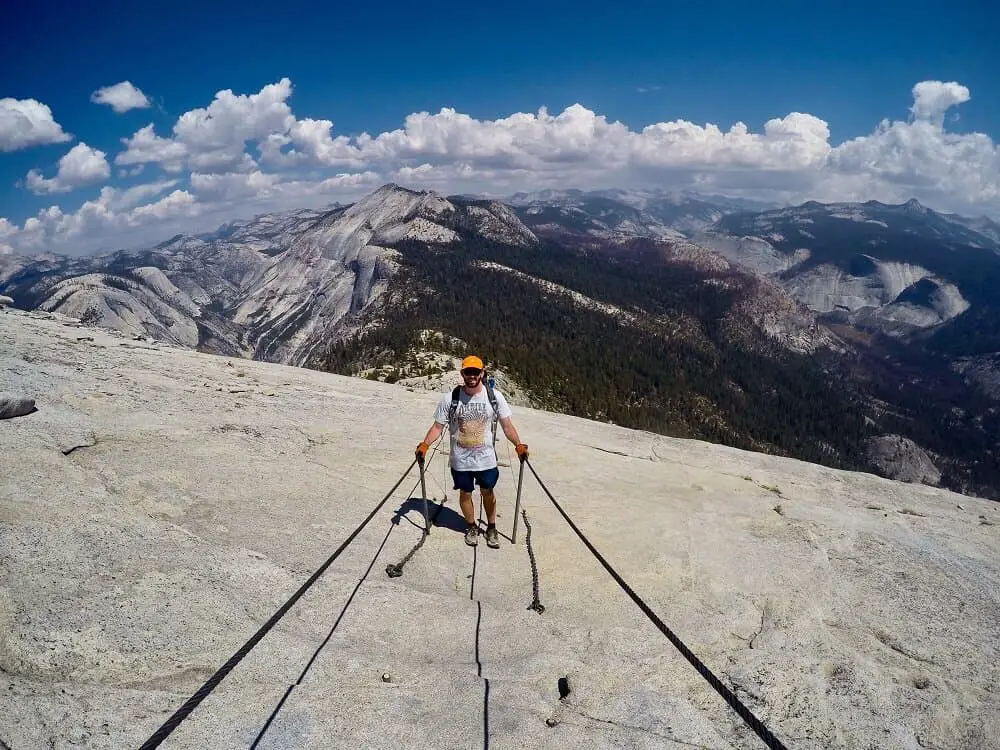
[456,401,492,449]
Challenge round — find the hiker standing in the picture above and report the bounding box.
[416,355,528,548]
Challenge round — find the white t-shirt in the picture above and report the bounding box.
[434,386,513,471]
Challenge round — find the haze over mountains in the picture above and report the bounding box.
[3,183,1000,499]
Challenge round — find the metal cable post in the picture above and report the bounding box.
[511,457,526,544]
[418,455,430,534]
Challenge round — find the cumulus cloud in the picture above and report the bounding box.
[186,168,380,207]
[99,78,869,195]
[174,79,293,147]
[0,217,15,255]
[116,78,293,172]
[3,184,201,254]
[117,124,188,172]
[127,189,196,225]
[0,169,380,255]
[259,101,832,183]
[2,77,998,256]
[24,143,111,194]
[828,89,998,211]
[113,180,179,211]
[90,81,151,113]
[0,97,72,152]
[633,112,832,171]
[189,170,280,201]
[910,81,970,125]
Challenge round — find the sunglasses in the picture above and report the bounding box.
[461,368,483,377]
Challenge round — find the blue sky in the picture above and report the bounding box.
[1,0,997,254]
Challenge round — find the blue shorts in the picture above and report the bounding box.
[451,467,500,493]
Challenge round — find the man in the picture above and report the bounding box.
[416,355,528,548]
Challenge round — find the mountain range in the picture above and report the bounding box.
[3,183,1000,498]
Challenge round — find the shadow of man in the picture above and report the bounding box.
[391,497,470,533]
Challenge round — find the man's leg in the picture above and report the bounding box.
[478,468,500,525]
[481,488,497,526]
[459,490,476,526]
[479,468,501,548]
[453,470,480,545]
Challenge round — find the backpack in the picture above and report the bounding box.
[449,376,501,446]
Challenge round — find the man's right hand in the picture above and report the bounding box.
[415,441,429,462]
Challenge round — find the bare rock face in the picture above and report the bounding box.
[692,231,808,275]
[3,311,1000,750]
[36,271,203,349]
[722,274,833,354]
[953,353,1000,400]
[866,434,942,485]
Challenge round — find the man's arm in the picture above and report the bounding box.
[423,421,445,445]
[498,416,521,445]
[416,421,445,461]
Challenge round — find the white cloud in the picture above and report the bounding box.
[0,217,15,254]
[126,190,197,225]
[188,169,380,207]
[355,105,630,169]
[117,124,188,172]
[24,143,111,194]
[910,81,970,125]
[828,95,998,212]
[174,78,294,148]
[189,170,279,200]
[632,112,831,171]
[117,78,293,173]
[90,81,151,114]
[1,184,200,253]
[2,78,998,256]
[287,118,363,166]
[189,148,258,173]
[0,170,380,255]
[0,98,72,152]
[98,79,850,199]
[113,179,179,211]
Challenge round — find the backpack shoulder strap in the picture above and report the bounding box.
[485,379,500,417]
[485,379,501,446]
[448,386,462,422]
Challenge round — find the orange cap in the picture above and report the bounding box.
[461,355,484,371]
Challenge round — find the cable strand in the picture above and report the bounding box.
[137,459,419,750]
[524,459,788,750]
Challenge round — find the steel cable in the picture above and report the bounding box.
[524,459,789,750]
[137,459,419,750]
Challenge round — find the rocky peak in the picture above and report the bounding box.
[866,434,941,486]
[345,183,455,229]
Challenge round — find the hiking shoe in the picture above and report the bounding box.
[485,526,500,549]
[464,526,479,546]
